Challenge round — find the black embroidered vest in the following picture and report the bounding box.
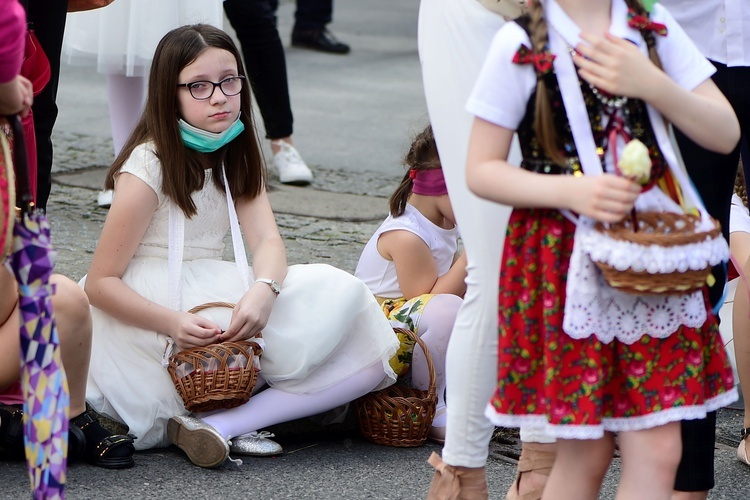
[514,15,667,183]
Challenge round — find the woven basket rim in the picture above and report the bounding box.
[595,211,721,247]
[355,327,438,447]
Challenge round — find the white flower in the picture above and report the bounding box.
[618,139,651,185]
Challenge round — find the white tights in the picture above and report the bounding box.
[201,362,385,441]
[411,294,463,427]
[106,74,147,157]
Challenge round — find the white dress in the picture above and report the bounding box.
[82,143,399,449]
[62,0,224,76]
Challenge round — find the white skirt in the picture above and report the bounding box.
[82,261,398,449]
[62,0,225,76]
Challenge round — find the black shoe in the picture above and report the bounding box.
[291,28,350,54]
[0,404,25,460]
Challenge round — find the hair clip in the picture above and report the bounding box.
[409,169,417,180]
[512,44,556,76]
[627,10,668,36]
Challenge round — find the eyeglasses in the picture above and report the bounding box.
[177,75,246,100]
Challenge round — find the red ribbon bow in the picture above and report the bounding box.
[627,10,668,36]
[512,44,556,75]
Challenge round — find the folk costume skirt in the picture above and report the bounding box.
[485,208,737,440]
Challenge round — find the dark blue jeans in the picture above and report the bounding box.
[223,0,294,139]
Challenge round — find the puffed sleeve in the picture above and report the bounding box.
[0,0,27,83]
[117,143,165,205]
[465,21,538,130]
[652,3,716,91]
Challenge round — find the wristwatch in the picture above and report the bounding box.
[255,278,281,295]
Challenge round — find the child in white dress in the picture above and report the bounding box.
[355,125,465,444]
[81,24,398,468]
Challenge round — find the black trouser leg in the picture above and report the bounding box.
[21,0,68,211]
[224,0,294,139]
[294,0,333,31]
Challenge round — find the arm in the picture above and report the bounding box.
[377,230,466,299]
[84,173,221,349]
[220,190,288,342]
[574,33,740,154]
[0,75,32,116]
[465,117,641,222]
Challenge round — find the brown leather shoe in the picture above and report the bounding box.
[291,28,350,54]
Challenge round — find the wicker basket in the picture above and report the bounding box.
[167,302,263,413]
[355,327,437,447]
[593,211,722,295]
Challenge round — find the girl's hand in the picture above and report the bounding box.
[566,174,641,223]
[170,312,221,350]
[220,283,276,342]
[573,33,662,101]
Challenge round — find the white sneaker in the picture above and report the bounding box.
[271,141,313,185]
[97,189,114,208]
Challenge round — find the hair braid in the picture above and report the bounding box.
[623,0,664,71]
[528,0,566,165]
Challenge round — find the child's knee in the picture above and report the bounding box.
[51,275,92,337]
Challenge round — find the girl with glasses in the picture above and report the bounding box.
[80,24,399,468]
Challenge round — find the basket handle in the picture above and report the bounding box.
[395,327,437,400]
[188,301,236,314]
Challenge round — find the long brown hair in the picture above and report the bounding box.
[105,24,265,217]
[527,0,664,163]
[388,125,441,217]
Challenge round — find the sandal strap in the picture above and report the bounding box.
[70,411,97,431]
[742,428,750,440]
[92,434,135,460]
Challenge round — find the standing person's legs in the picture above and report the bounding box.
[106,75,146,157]
[672,61,745,497]
[224,0,294,140]
[224,0,313,185]
[294,0,332,31]
[421,1,556,497]
[22,0,68,212]
[291,0,349,54]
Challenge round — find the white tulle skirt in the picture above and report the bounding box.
[62,0,225,76]
[81,261,398,449]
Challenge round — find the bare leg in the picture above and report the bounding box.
[542,436,614,500]
[617,423,682,500]
[733,269,750,431]
[51,275,93,417]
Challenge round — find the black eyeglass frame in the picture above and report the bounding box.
[176,75,246,100]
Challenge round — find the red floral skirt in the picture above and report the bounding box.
[487,208,737,439]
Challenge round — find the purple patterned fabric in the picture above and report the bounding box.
[10,211,68,500]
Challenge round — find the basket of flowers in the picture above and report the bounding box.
[588,139,726,295]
